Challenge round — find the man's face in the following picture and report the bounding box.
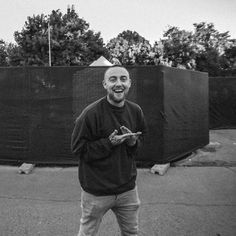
[103,67,131,104]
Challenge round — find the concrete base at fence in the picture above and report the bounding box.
[18,163,35,174]
[150,163,170,175]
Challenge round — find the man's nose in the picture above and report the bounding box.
[115,78,122,86]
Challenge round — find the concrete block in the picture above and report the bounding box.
[150,163,170,176]
[18,163,35,174]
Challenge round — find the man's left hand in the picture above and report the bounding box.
[120,126,142,146]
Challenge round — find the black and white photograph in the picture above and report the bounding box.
[0,0,236,235]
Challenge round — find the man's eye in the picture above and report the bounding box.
[109,77,116,82]
[120,76,127,82]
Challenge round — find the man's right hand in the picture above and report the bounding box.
[109,129,136,146]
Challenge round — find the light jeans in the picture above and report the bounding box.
[78,186,141,236]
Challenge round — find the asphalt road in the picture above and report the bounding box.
[0,166,235,236]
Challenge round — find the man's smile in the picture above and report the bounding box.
[114,89,124,93]
[113,88,125,93]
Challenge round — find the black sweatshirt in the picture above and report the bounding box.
[71,97,147,196]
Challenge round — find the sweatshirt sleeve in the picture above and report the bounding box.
[71,113,114,163]
[126,107,148,155]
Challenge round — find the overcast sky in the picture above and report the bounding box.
[1,0,236,44]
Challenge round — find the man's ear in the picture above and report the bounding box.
[128,79,131,88]
[102,80,107,89]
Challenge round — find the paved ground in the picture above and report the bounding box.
[175,130,236,167]
[0,166,235,236]
[0,130,236,236]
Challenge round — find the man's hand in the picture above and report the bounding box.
[120,126,142,146]
[109,129,136,146]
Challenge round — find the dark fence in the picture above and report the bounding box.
[209,76,236,129]
[0,66,209,165]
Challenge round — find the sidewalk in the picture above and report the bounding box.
[0,166,235,236]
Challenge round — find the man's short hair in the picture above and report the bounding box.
[104,65,130,81]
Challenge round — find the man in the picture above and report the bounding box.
[71,65,147,236]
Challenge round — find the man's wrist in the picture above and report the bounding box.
[127,139,136,146]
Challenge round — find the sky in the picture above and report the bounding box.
[1,0,236,45]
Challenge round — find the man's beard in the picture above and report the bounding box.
[108,92,126,104]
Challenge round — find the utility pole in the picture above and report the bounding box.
[48,22,51,66]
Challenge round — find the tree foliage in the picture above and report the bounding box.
[223,40,236,72]
[107,30,160,65]
[7,43,23,66]
[0,39,8,66]
[161,26,196,69]
[1,14,236,76]
[160,22,235,75]
[160,23,231,71]
[13,7,108,66]
[117,30,148,44]
[193,22,231,75]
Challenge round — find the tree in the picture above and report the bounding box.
[79,29,110,64]
[224,41,236,69]
[161,26,197,69]
[0,39,8,66]
[160,22,235,75]
[117,30,148,44]
[106,30,159,65]
[193,22,232,75]
[220,39,236,75]
[14,7,108,66]
[7,43,23,66]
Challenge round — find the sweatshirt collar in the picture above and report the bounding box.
[104,96,126,111]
